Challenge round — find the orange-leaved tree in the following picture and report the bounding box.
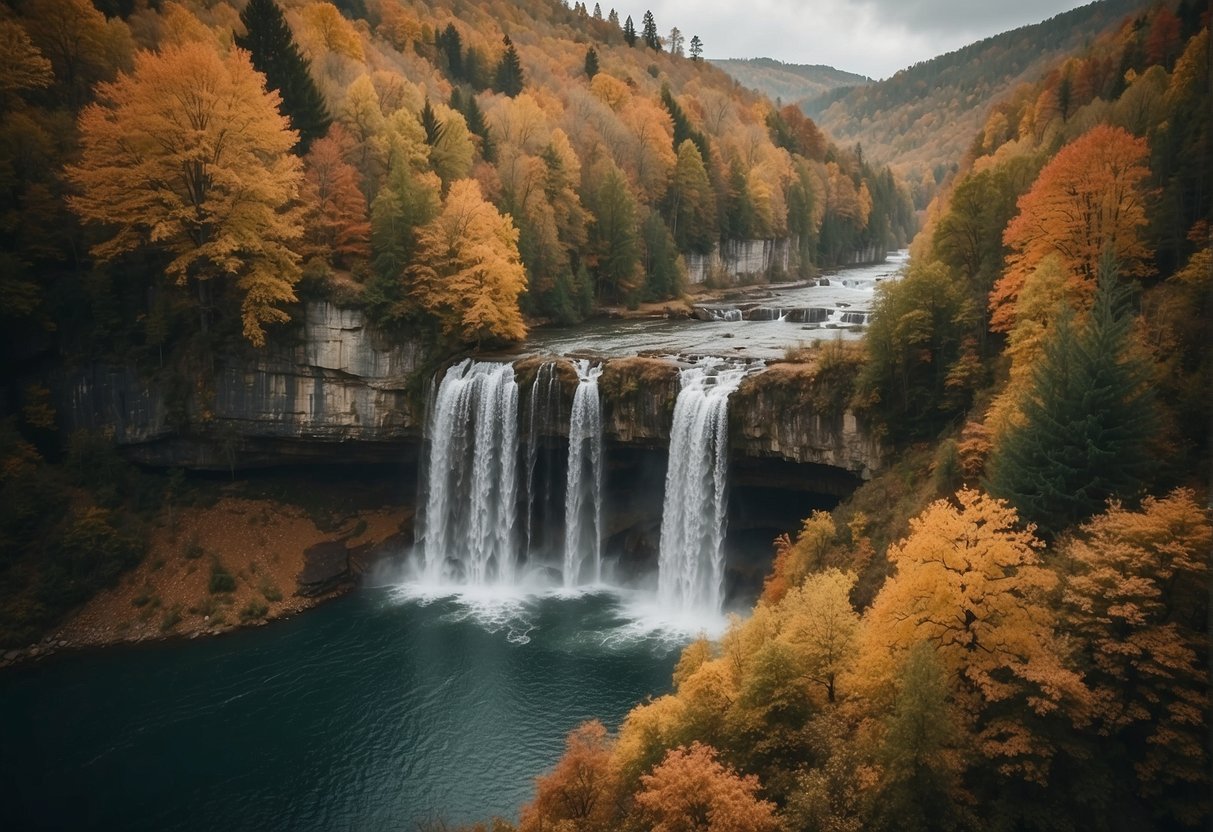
[633,742,779,832]
[302,124,370,268]
[990,124,1153,332]
[851,488,1089,783]
[68,41,304,346]
[1059,489,1211,825]
[408,178,527,344]
[518,720,619,832]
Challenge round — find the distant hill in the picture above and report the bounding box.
[710,58,871,106]
[804,0,1151,192]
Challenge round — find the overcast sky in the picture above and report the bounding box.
[615,1,1095,80]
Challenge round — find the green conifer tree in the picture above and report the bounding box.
[623,15,637,47]
[235,0,330,152]
[689,35,703,61]
[437,23,463,81]
[493,35,525,97]
[584,46,599,79]
[642,10,660,50]
[986,258,1159,538]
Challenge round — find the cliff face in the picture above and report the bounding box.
[62,303,425,467]
[61,306,883,480]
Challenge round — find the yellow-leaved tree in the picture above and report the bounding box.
[409,179,527,344]
[851,489,1089,783]
[68,41,304,347]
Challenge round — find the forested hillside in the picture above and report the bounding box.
[1,0,914,360]
[506,2,1212,830]
[0,0,915,644]
[805,0,1151,206]
[711,58,871,108]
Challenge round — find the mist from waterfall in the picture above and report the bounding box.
[563,360,603,587]
[418,360,520,585]
[657,359,748,614]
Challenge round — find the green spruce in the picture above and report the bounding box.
[235,0,330,152]
[986,258,1159,538]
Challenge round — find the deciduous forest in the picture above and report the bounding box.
[0,0,1208,829]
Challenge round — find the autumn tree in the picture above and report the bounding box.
[236,0,330,152]
[518,720,619,832]
[776,568,860,705]
[633,742,778,832]
[990,124,1153,332]
[1059,490,1211,826]
[987,263,1159,539]
[852,489,1089,783]
[20,0,128,108]
[408,179,527,344]
[0,21,53,106]
[301,124,370,267]
[668,27,684,57]
[67,42,304,347]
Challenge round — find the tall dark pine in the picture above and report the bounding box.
[584,46,599,79]
[419,99,445,147]
[437,23,464,81]
[641,10,660,50]
[986,260,1159,539]
[235,0,330,152]
[689,35,703,61]
[493,35,525,97]
[622,15,637,47]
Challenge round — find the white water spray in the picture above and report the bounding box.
[418,360,520,585]
[563,360,603,586]
[657,359,748,614]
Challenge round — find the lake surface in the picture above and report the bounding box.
[520,252,908,360]
[0,587,683,830]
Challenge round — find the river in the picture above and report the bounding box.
[518,252,908,360]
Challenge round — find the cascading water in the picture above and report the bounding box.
[657,359,749,614]
[524,362,564,564]
[563,360,603,587]
[418,360,520,585]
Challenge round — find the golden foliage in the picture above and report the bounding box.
[409,179,527,344]
[67,41,304,346]
[633,743,779,832]
[852,488,1089,781]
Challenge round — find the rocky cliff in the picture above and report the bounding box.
[61,305,883,482]
[62,303,425,467]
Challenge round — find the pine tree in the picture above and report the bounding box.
[622,15,636,47]
[437,22,463,81]
[493,35,524,97]
[608,8,620,28]
[641,11,660,50]
[419,98,445,147]
[584,46,599,79]
[592,2,602,19]
[689,35,703,61]
[987,259,1159,538]
[236,0,330,152]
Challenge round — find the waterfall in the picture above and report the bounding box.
[657,359,748,614]
[563,360,603,587]
[524,362,564,564]
[418,360,520,586]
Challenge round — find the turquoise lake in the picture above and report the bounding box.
[0,587,683,830]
